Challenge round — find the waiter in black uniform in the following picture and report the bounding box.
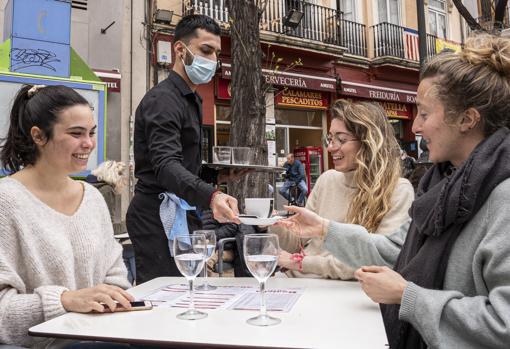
[127,15,242,284]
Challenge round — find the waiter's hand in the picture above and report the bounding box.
[217,168,252,184]
[211,192,241,224]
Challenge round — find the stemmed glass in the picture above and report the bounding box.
[173,234,207,320]
[194,230,217,291]
[243,233,281,326]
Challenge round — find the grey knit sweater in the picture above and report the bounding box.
[0,178,131,348]
[323,177,510,349]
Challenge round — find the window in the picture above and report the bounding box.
[339,0,356,21]
[275,109,322,127]
[377,0,400,24]
[428,0,447,38]
[214,106,325,166]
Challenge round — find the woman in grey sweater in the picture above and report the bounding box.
[0,85,132,348]
[279,33,510,349]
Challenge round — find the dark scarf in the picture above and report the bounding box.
[381,127,510,349]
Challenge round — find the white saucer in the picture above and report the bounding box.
[238,215,284,226]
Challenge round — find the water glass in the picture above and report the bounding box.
[243,233,281,326]
[194,230,217,291]
[213,146,231,164]
[232,147,253,165]
[173,234,207,320]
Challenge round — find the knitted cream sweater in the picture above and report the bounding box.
[273,169,414,279]
[0,177,131,348]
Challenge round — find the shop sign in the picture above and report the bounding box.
[345,97,413,120]
[379,101,412,120]
[221,65,336,92]
[275,88,329,110]
[341,81,416,104]
[93,69,121,93]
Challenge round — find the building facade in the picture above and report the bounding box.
[150,0,469,173]
[1,0,500,215]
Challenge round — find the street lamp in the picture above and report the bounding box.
[154,9,173,25]
[283,9,304,29]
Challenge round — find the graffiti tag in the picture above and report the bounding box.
[11,48,60,72]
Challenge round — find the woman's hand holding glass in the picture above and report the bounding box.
[276,205,330,239]
[60,284,134,313]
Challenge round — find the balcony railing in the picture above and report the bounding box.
[185,0,367,57]
[261,1,339,44]
[371,22,439,62]
[338,18,367,57]
[372,22,405,58]
[187,0,229,22]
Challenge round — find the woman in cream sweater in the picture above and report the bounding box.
[0,85,132,348]
[275,99,414,279]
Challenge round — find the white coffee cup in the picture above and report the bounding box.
[245,198,274,218]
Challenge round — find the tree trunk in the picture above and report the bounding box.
[226,0,270,212]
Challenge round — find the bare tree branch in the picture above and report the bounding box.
[451,0,484,31]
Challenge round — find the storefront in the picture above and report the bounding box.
[216,63,335,172]
[338,79,417,150]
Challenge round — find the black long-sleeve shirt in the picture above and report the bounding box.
[133,70,217,209]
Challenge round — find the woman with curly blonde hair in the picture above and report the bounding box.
[276,99,414,279]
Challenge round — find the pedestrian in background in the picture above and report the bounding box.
[278,153,307,206]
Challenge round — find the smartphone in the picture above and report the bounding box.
[101,300,153,313]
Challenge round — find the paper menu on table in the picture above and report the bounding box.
[228,288,303,312]
[139,284,303,312]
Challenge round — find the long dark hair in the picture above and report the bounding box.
[0,85,90,172]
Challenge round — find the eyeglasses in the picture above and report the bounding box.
[323,133,359,148]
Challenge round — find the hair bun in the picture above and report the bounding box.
[461,34,510,76]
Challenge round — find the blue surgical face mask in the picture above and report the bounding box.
[181,43,217,85]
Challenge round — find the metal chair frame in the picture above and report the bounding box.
[216,237,237,277]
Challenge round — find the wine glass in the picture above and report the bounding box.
[194,230,217,291]
[173,234,207,320]
[243,233,281,326]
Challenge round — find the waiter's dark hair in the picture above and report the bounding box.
[0,85,90,173]
[174,14,221,43]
